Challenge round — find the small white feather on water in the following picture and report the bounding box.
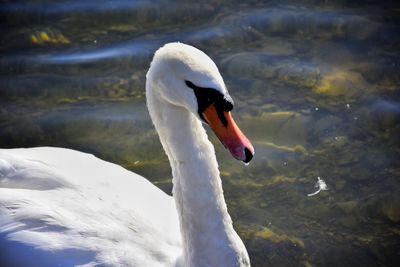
[307,176,328,197]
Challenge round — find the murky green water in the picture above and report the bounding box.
[1,1,400,266]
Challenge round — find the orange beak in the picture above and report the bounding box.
[202,104,254,163]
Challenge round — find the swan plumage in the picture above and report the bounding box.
[0,42,254,267]
[0,147,181,267]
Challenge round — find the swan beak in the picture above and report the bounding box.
[202,104,254,163]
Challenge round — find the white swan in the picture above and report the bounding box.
[0,42,254,267]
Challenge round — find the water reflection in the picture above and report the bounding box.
[38,41,158,64]
[1,1,399,267]
[372,99,400,113]
[0,0,157,14]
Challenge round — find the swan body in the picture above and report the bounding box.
[0,147,180,267]
[0,43,254,267]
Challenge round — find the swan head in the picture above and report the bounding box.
[147,42,254,163]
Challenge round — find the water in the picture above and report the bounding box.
[1,1,400,266]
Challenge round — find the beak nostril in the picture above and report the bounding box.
[243,147,253,163]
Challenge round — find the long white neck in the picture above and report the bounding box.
[146,86,250,267]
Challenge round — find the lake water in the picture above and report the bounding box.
[1,1,400,266]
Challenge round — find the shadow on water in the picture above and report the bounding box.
[1,1,400,266]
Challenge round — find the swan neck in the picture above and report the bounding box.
[146,87,250,267]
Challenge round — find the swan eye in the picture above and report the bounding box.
[185,80,234,111]
[185,80,234,127]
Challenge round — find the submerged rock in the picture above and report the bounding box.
[240,111,311,147]
[221,52,320,89]
[238,224,307,267]
[313,70,367,99]
[338,215,359,228]
[254,227,305,248]
[381,196,400,223]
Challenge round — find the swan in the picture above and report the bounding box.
[0,42,255,267]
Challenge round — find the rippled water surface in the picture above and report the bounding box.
[1,1,400,266]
